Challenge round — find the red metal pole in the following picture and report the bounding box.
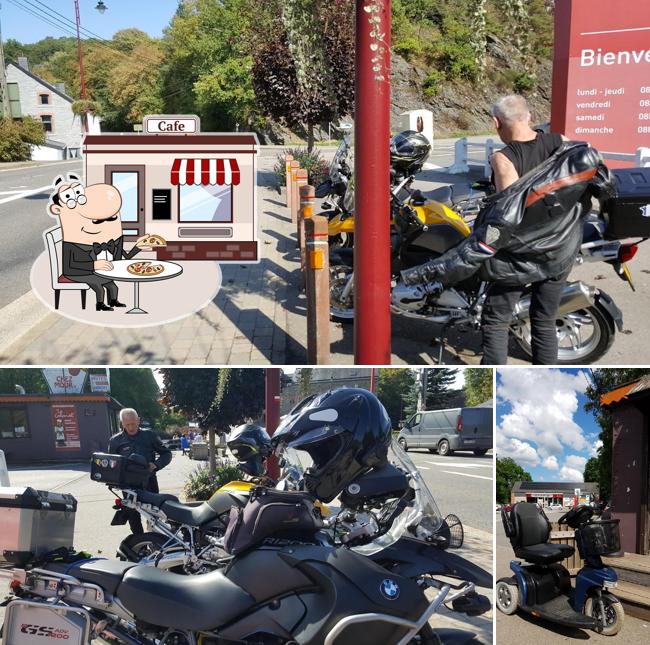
[265,368,281,481]
[369,367,375,392]
[73,0,88,133]
[354,0,391,365]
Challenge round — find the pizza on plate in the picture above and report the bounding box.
[136,234,167,248]
[127,261,165,276]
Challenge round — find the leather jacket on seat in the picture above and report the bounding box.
[401,142,614,287]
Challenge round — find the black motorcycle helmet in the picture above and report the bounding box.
[271,388,392,502]
[227,424,272,477]
[390,130,431,176]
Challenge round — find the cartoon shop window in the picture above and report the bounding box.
[38,92,51,105]
[40,114,53,133]
[0,407,30,439]
[171,158,238,223]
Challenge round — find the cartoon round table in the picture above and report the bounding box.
[94,260,183,314]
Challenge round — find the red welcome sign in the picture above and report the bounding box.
[552,0,650,161]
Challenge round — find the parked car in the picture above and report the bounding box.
[549,503,563,511]
[162,438,181,451]
[397,405,492,456]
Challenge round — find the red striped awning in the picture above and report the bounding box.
[171,158,240,186]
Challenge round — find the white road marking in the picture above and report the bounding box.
[442,470,492,481]
[424,460,492,469]
[415,466,430,470]
[0,185,51,205]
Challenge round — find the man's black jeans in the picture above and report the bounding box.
[480,270,570,365]
[127,475,158,535]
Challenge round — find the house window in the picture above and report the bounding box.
[178,184,233,222]
[39,93,50,105]
[40,115,53,133]
[0,408,30,439]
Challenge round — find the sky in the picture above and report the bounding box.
[496,368,602,483]
[0,0,181,43]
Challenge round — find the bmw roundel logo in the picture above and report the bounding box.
[380,578,400,600]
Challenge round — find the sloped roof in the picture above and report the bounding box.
[512,481,599,494]
[6,61,73,103]
[600,375,650,408]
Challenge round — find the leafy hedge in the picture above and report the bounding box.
[184,464,243,501]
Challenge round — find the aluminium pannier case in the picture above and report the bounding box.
[604,167,650,239]
[0,487,77,565]
[90,452,149,488]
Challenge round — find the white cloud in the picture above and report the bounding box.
[558,467,584,482]
[557,455,587,482]
[497,369,589,462]
[542,456,559,471]
[589,439,603,457]
[496,434,540,467]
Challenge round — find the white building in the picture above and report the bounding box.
[4,57,97,160]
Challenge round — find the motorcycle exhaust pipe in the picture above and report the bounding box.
[514,281,595,321]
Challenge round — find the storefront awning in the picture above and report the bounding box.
[171,158,241,186]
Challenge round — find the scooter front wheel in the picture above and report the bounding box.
[495,579,519,615]
[584,592,624,636]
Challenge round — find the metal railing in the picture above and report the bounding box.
[448,137,650,177]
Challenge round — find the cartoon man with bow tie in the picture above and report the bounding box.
[48,173,151,311]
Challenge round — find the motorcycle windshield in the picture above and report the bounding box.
[352,438,444,556]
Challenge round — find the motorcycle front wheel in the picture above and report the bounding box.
[330,265,355,323]
[511,304,614,365]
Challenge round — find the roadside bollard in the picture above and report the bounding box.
[290,160,300,224]
[305,215,330,364]
[299,184,315,277]
[285,154,294,208]
[295,169,309,246]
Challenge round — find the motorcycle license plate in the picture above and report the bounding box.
[111,509,129,526]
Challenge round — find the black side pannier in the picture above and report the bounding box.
[223,487,323,556]
[603,167,650,239]
[580,520,621,557]
[90,452,150,488]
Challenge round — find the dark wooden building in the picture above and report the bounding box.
[0,394,122,464]
[601,376,650,555]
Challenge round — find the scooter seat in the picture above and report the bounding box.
[514,543,575,565]
[117,565,255,630]
[45,559,136,596]
[135,490,179,507]
[161,500,220,527]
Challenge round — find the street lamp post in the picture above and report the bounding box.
[73,1,108,133]
[73,0,88,132]
[265,369,281,481]
[354,0,392,365]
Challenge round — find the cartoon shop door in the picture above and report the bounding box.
[104,165,145,239]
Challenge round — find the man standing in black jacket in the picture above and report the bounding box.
[109,408,172,535]
[400,95,600,366]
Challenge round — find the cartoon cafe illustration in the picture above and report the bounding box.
[83,115,259,262]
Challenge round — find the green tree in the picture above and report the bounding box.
[423,368,458,410]
[376,369,417,428]
[496,457,531,504]
[464,368,493,406]
[0,117,46,162]
[109,368,163,428]
[583,457,600,485]
[0,369,48,394]
[161,368,265,474]
[295,369,313,398]
[583,368,650,501]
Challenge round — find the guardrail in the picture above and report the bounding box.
[449,138,650,177]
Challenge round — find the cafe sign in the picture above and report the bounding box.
[143,114,201,134]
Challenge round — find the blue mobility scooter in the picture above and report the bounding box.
[496,502,624,636]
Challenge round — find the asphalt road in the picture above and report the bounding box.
[495,514,649,643]
[0,159,82,309]
[2,452,493,643]
[407,448,494,534]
